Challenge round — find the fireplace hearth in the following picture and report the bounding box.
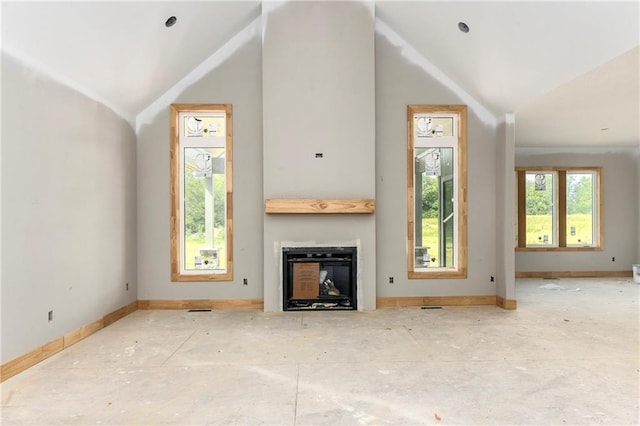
[282,246,357,311]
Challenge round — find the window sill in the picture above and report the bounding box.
[408,269,467,279]
[171,272,233,282]
[516,246,602,252]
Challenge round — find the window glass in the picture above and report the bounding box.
[415,148,455,268]
[525,172,556,246]
[516,168,601,250]
[566,172,595,246]
[183,115,226,138]
[408,105,467,278]
[183,147,226,271]
[414,116,454,138]
[171,105,233,281]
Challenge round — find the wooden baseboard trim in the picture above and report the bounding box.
[104,301,138,327]
[4,291,525,381]
[137,299,264,310]
[1,301,138,383]
[515,270,632,278]
[0,338,64,383]
[496,296,517,310]
[377,295,497,308]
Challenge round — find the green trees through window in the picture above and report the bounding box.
[566,173,595,245]
[517,168,600,250]
[184,168,226,234]
[170,104,233,281]
[408,105,467,278]
[524,172,555,245]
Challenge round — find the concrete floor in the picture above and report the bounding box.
[1,278,638,425]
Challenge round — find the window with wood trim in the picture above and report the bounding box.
[408,105,467,278]
[170,104,233,281]
[516,167,602,251]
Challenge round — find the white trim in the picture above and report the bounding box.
[412,111,461,271]
[177,110,228,275]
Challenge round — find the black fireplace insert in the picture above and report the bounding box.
[282,246,357,311]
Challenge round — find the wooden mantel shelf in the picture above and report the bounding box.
[265,198,375,214]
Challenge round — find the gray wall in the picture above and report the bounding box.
[136,3,508,308]
[496,115,516,300]
[136,35,264,300]
[515,148,639,272]
[375,32,500,298]
[262,2,377,310]
[1,53,137,363]
[4,1,635,367]
[637,147,640,264]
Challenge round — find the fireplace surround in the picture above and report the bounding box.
[280,244,362,311]
[262,2,376,311]
[282,246,357,311]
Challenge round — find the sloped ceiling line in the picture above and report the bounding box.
[1,47,135,128]
[136,11,497,134]
[135,16,261,133]
[3,2,637,146]
[375,18,497,127]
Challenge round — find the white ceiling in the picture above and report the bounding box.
[1,1,262,120]
[2,1,639,147]
[376,1,639,147]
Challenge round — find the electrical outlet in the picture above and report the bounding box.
[389,277,394,284]
[126,282,129,291]
[243,278,248,285]
[48,310,53,322]
[612,257,615,262]
[490,276,495,282]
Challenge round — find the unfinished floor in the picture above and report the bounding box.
[2,278,638,425]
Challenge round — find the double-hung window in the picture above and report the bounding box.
[516,167,601,250]
[170,104,233,281]
[408,105,467,278]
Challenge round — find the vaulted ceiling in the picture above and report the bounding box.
[2,1,638,147]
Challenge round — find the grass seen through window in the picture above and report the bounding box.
[516,167,600,250]
[526,214,593,246]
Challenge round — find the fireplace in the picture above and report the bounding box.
[282,246,357,311]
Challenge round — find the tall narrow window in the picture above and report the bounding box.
[516,167,601,250]
[408,105,467,278]
[171,104,233,281]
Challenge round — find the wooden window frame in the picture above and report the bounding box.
[170,104,233,281]
[516,166,602,252]
[407,105,468,278]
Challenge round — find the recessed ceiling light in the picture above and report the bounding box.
[165,16,177,28]
[458,22,469,33]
